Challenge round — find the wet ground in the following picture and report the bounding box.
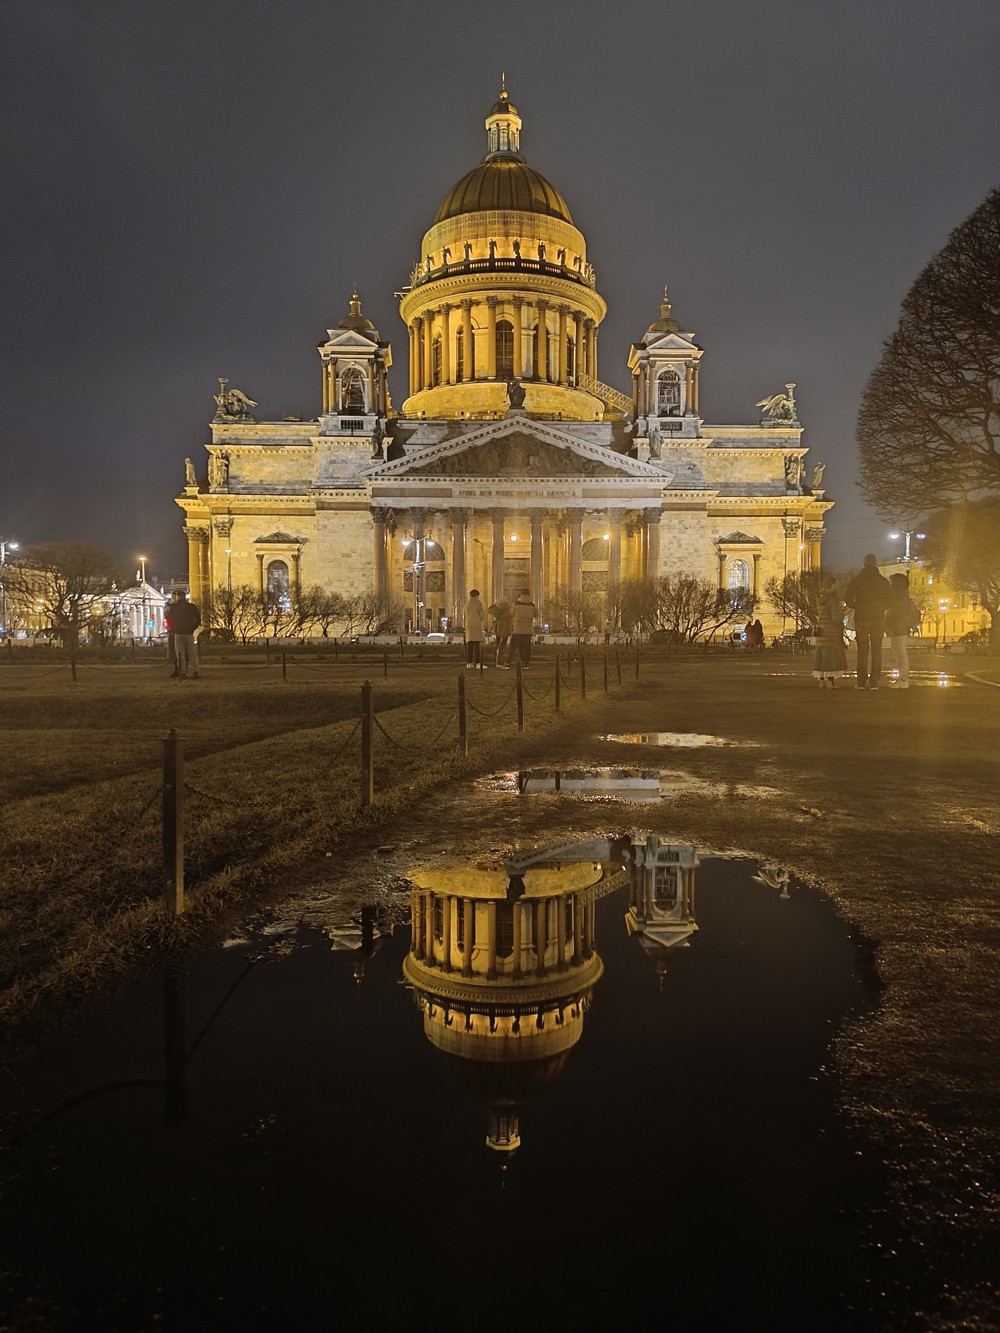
[0,765,900,1331]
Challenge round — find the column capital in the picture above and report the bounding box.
[486,295,499,309]
[183,525,209,543]
[782,517,801,537]
[451,506,470,525]
[805,526,825,543]
[646,508,662,526]
[460,298,473,312]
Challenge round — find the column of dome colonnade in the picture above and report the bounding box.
[398,84,607,422]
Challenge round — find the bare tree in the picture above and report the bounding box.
[6,544,125,648]
[545,585,603,643]
[650,575,753,644]
[858,187,1000,519]
[764,570,827,632]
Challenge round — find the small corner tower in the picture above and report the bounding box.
[628,286,705,446]
[318,290,393,428]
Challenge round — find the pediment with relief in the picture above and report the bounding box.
[401,430,641,480]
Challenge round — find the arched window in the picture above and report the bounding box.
[432,335,442,386]
[341,368,366,413]
[267,560,291,612]
[727,559,750,595]
[657,370,682,415]
[496,320,514,379]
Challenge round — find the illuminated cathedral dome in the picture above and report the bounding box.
[435,161,573,225]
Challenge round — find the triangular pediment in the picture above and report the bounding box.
[318,328,379,352]
[644,330,701,355]
[367,417,665,481]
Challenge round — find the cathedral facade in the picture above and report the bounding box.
[177,85,831,636]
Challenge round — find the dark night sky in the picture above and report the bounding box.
[2,0,998,579]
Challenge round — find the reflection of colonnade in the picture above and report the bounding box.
[372,503,662,626]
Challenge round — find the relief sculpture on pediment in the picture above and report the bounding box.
[408,432,626,479]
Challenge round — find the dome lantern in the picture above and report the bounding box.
[485,73,522,159]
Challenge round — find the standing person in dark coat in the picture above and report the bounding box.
[169,592,201,679]
[884,572,921,689]
[845,554,891,690]
[464,589,487,668]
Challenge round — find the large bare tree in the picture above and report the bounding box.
[7,543,125,648]
[857,188,1000,519]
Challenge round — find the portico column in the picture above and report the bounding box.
[557,306,569,385]
[806,527,824,572]
[530,510,543,608]
[588,322,598,382]
[691,364,700,415]
[491,508,505,604]
[371,508,388,603]
[535,900,547,976]
[685,364,694,414]
[608,511,622,589]
[646,509,662,582]
[460,301,473,382]
[184,526,209,608]
[512,297,524,379]
[569,511,583,595]
[486,297,497,379]
[583,319,595,378]
[451,508,467,624]
[573,313,584,384]
[536,300,549,381]
[412,320,424,393]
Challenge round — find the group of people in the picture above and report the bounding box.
[813,554,920,690]
[463,590,536,670]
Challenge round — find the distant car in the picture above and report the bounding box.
[424,631,448,643]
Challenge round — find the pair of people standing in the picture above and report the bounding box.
[465,590,536,669]
[816,556,919,690]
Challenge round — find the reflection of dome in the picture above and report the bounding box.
[435,160,573,225]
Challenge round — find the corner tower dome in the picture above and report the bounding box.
[399,82,607,422]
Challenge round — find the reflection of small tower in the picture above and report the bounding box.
[402,857,614,1155]
[626,836,699,985]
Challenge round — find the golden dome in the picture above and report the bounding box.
[434,158,573,225]
[338,290,376,336]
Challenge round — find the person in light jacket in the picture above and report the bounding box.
[511,591,537,667]
[884,572,920,688]
[464,589,487,668]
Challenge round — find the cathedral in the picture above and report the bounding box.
[176,83,832,636]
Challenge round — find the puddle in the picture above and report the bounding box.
[0,839,890,1329]
[476,768,779,804]
[603,731,755,748]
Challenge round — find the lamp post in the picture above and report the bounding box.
[938,597,950,647]
[889,530,926,565]
[225,548,233,596]
[0,538,17,637]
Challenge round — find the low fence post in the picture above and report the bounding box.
[635,647,640,681]
[616,649,622,686]
[361,679,374,807]
[383,650,389,679]
[458,672,468,756]
[580,652,587,700]
[282,650,287,681]
[603,652,609,694]
[399,636,405,662]
[70,649,77,682]
[516,660,524,733]
[554,654,561,713]
[162,728,184,916]
[131,639,136,664]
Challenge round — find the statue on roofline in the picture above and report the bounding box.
[756,382,797,425]
[213,377,257,422]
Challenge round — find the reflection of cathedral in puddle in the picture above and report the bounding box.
[402,835,697,1154]
[625,835,700,985]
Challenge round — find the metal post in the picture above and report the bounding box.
[399,636,405,662]
[383,650,389,678]
[162,729,184,916]
[635,647,640,681]
[361,679,374,807]
[282,650,287,681]
[516,659,524,733]
[616,649,622,686]
[70,649,77,682]
[555,653,561,712]
[580,652,586,700]
[603,652,609,694]
[131,639,136,664]
[334,639,338,661]
[458,672,468,756]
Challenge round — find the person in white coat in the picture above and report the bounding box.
[464,589,487,668]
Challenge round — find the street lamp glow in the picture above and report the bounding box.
[137,555,147,584]
[0,538,18,564]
